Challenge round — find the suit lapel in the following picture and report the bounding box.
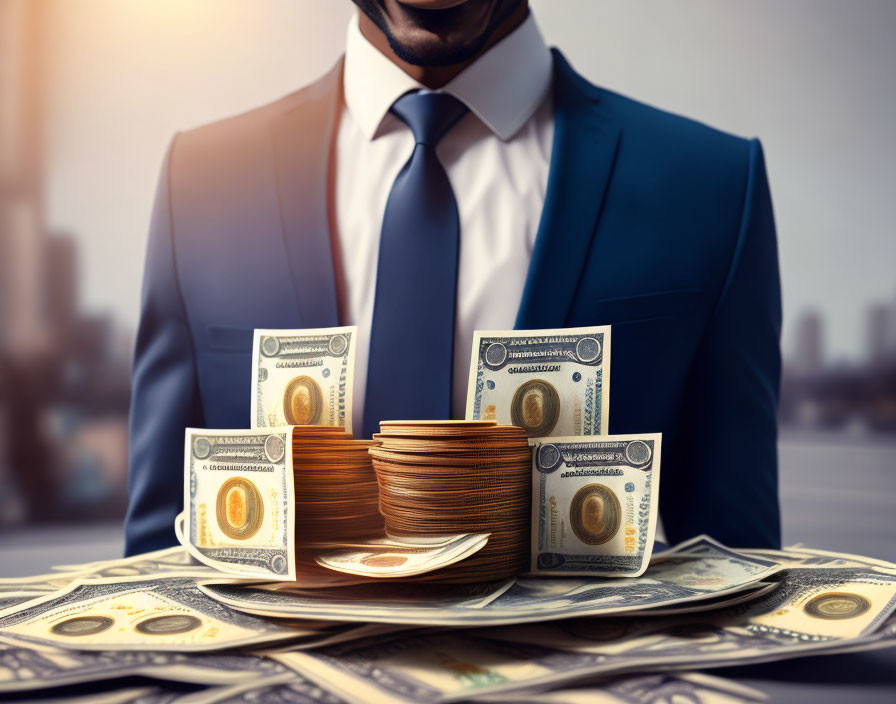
[515,50,622,329]
[269,60,343,329]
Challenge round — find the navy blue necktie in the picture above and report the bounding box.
[362,91,469,438]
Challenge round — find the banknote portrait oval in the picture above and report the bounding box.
[260,336,280,357]
[216,477,264,540]
[50,615,115,637]
[328,334,348,356]
[575,336,601,363]
[570,484,621,545]
[360,554,409,568]
[270,554,288,574]
[511,379,560,437]
[135,614,203,635]
[536,444,562,472]
[192,437,212,460]
[484,342,508,367]
[804,592,872,620]
[264,434,286,463]
[625,440,652,466]
[283,375,324,426]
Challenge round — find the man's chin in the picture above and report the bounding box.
[373,0,502,67]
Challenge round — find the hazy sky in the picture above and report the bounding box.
[42,0,896,362]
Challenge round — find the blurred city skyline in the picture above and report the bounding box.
[2,0,896,527]
[33,0,896,363]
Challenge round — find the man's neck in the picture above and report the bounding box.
[358,3,529,89]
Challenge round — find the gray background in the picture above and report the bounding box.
[40,0,896,362]
[1,2,895,699]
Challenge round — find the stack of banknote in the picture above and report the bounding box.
[183,424,493,584]
[180,323,664,584]
[2,538,895,700]
[9,322,894,698]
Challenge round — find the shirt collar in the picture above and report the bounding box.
[343,11,553,142]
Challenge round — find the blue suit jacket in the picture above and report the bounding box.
[124,51,782,556]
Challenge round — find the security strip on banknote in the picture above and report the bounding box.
[184,427,297,581]
[251,326,357,433]
[529,434,661,577]
[465,326,611,437]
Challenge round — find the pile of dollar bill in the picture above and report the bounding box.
[183,324,662,583]
[2,538,895,700]
[3,322,894,699]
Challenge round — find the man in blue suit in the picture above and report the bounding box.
[125,0,782,556]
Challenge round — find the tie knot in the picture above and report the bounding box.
[390,91,469,147]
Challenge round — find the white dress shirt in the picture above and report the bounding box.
[336,12,554,433]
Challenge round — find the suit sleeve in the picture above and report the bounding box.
[660,139,783,549]
[124,135,204,556]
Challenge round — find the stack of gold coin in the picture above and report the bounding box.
[290,426,383,544]
[370,420,531,583]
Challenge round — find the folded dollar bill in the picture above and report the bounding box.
[465,326,611,437]
[251,326,357,433]
[184,428,296,581]
[314,534,490,579]
[529,434,661,577]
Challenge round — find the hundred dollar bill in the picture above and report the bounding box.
[0,576,308,653]
[314,534,489,579]
[185,428,296,581]
[465,326,611,437]
[529,434,661,577]
[188,671,351,704]
[480,568,896,682]
[276,572,896,704]
[251,327,357,433]
[479,672,768,704]
[199,537,782,626]
[0,643,288,693]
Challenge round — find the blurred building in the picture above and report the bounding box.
[0,0,130,525]
[866,295,896,371]
[792,310,825,378]
[781,302,896,434]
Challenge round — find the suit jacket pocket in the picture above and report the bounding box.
[591,289,703,326]
[204,324,254,353]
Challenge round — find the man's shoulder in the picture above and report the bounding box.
[600,86,752,157]
[556,53,756,175]
[170,60,340,167]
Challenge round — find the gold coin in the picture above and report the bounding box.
[216,477,264,540]
[283,376,324,425]
[510,379,560,436]
[569,484,621,545]
[804,592,872,620]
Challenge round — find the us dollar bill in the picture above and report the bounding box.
[185,428,296,581]
[479,672,768,704]
[275,569,896,704]
[529,434,661,577]
[479,568,896,681]
[465,326,611,437]
[315,534,489,579]
[251,327,357,433]
[198,537,784,627]
[0,643,287,693]
[186,671,349,704]
[0,576,308,653]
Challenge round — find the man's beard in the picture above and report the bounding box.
[354,0,524,67]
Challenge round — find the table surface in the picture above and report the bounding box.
[1,430,894,700]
